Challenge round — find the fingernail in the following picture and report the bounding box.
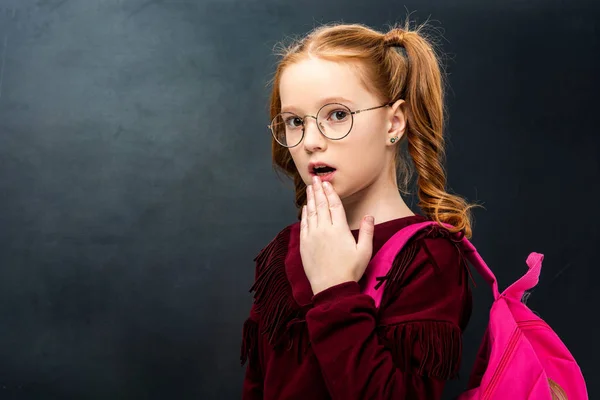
[322,182,330,190]
[366,216,374,224]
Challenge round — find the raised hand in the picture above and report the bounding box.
[300,175,375,295]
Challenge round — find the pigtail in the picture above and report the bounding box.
[384,24,479,239]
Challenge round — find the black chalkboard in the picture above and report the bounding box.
[0,0,598,398]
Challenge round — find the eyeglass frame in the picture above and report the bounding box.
[267,101,395,148]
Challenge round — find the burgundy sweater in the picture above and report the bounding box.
[241,214,473,399]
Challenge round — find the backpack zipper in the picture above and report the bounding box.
[481,327,522,400]
[480,320,547,399]
[516,320,567,399]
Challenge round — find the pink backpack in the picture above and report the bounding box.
[361,221,588,400]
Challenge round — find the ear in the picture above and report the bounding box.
[387,99,407,145]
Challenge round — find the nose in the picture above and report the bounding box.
[302,116,327,152]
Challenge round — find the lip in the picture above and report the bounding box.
[308,162,337,182]
[308,161,336,174]
[312,170,336,182]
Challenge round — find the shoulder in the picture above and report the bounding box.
[401,223,467,279]
[417,224,466,275]
[378,223,472,323]
[252,222,298,268]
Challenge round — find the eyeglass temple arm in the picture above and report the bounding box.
[352,101,395,114]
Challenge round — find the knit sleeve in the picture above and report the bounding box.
[304,226,472,400]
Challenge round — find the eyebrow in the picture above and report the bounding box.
[281,96,355,114]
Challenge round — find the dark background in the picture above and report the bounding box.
[0,0,598,398]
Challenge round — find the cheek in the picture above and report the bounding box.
[349,126,387,161]
[353,118,385,144]
[341,130,389,178]
[289,150,310,184]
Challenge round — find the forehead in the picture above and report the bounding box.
[279,57,372,113]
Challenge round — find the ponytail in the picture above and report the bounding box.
[383,24,480,239]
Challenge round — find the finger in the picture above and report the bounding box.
[300,205,308,238]
[357,215,375,262]
[306,184,317,230]
[322,181,347,226]
[312,176,332,226]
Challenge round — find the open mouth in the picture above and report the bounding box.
[309,163,337,182]
[311,165,336,176]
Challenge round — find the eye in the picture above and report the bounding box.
[328,109,349,122]
[284,116,303,129]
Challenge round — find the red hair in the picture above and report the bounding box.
[268,20,480,239]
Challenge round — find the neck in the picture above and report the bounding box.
[342,175,415,230]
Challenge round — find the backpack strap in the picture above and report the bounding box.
[459,234,501,300]
[502,252,544,301]
[362,221,501,307]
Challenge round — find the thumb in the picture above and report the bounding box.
[357,215,375,261]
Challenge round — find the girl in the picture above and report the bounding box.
[241,21,478,399]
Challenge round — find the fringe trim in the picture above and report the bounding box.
[377,224,475,310]
[377,238,421,310]
[248,226,304,353]
[378,320,463,380]
[241,318,258,366]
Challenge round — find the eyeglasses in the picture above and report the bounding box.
[268,101,394,148]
